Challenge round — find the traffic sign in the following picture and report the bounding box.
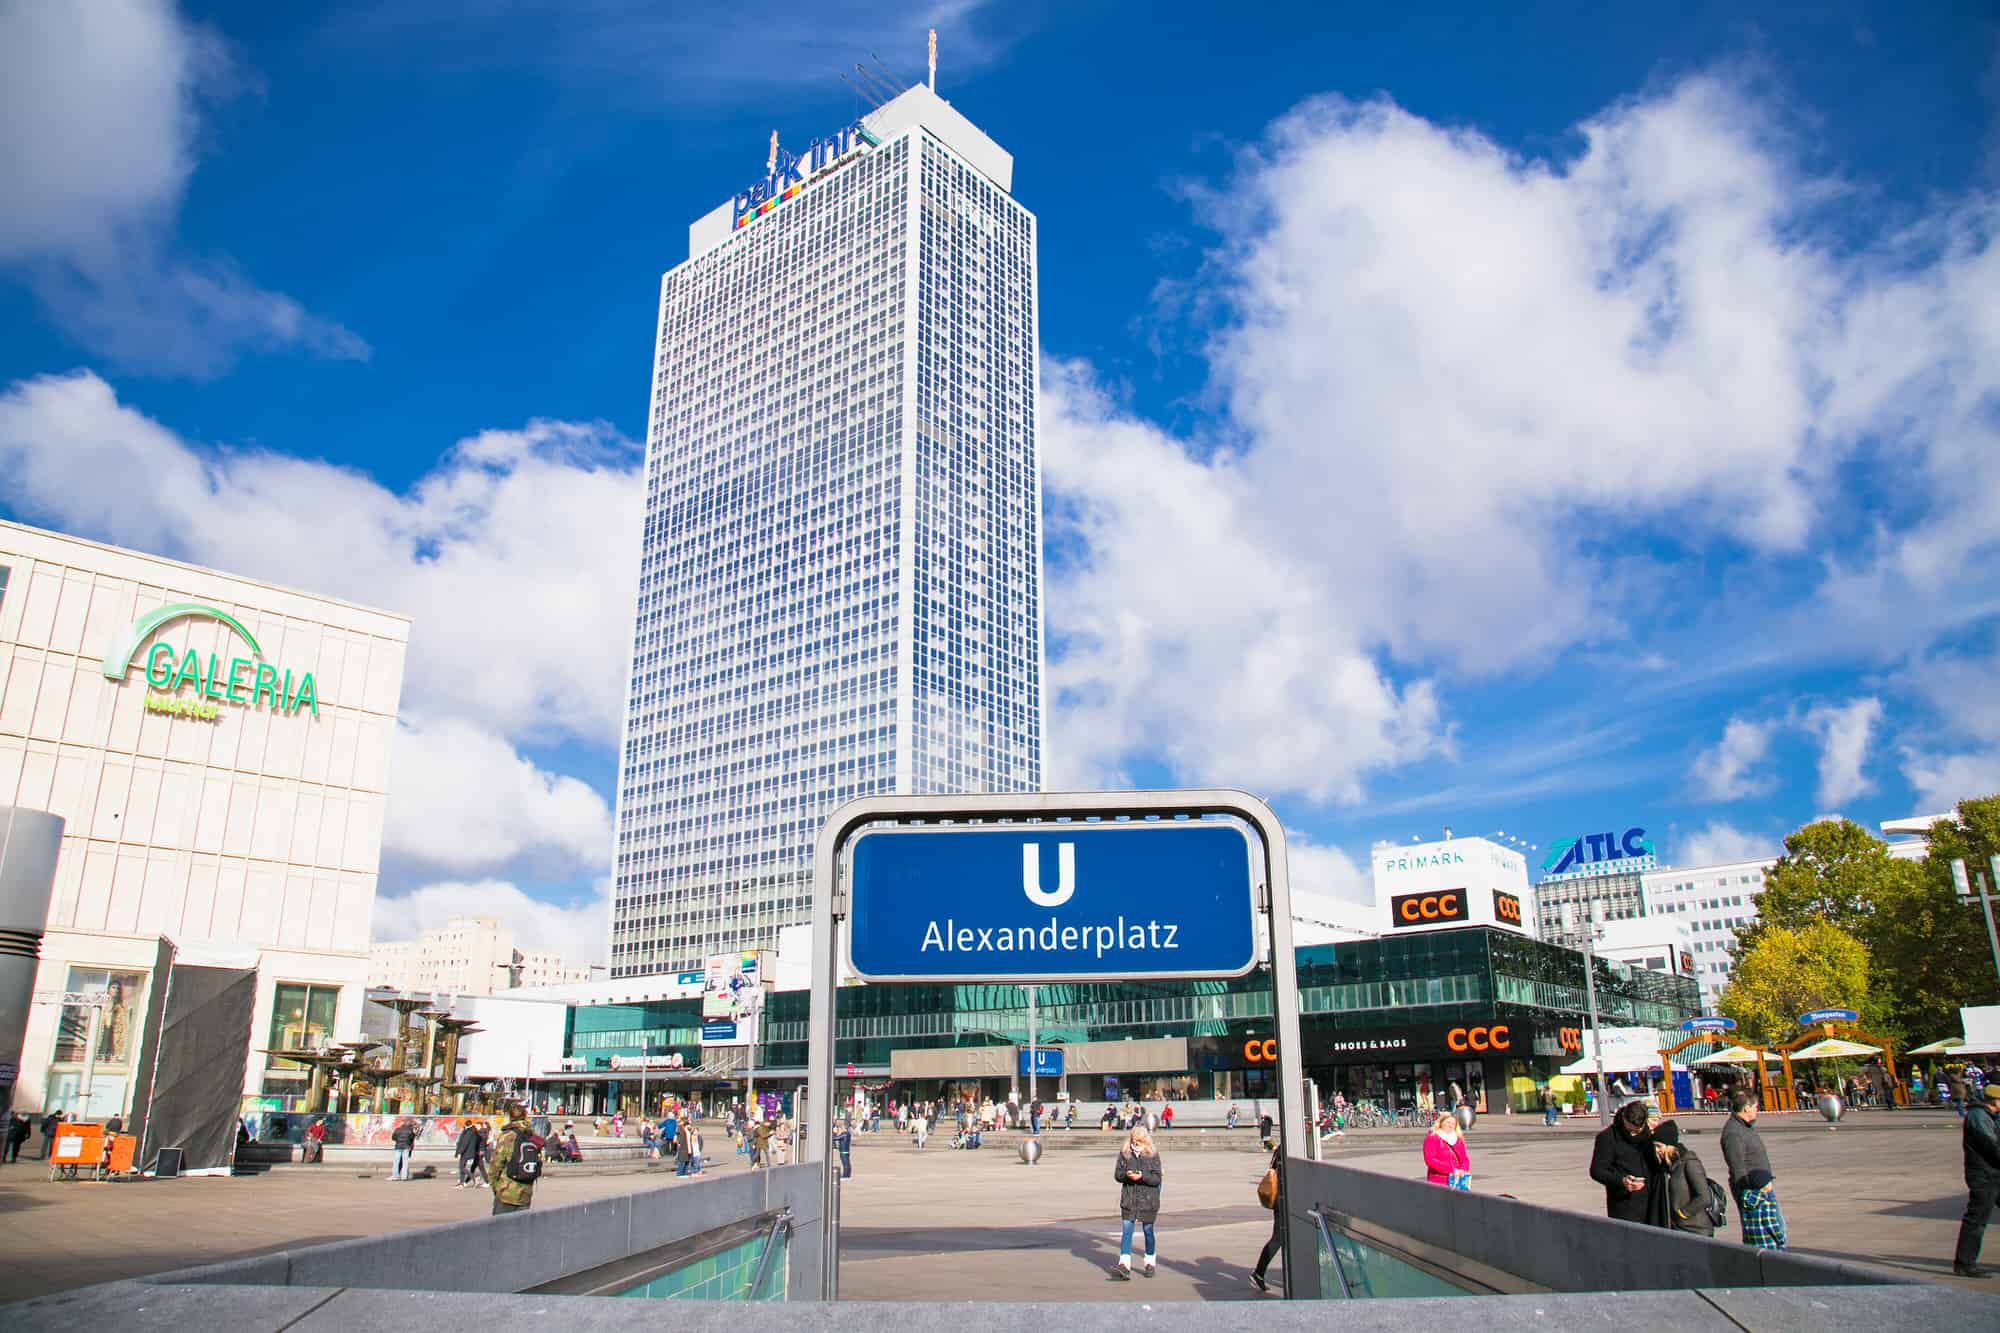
[1682,1016,1737,1033]
[1798,1007,1859,1026]
[845,821,1258,981]
[1019,1047,1064,1078]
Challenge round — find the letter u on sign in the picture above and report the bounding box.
[1022,842,1075,907]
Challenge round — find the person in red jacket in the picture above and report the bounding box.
[1423,1111,1470,1187]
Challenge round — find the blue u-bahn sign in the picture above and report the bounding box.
[1019,1047,1064,1078]
[845,822,1259,982]
[1798,1007,1859,1026]
[1682,1016,1737,1033]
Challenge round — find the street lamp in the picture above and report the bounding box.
[1562,900,1613,1127]
[1950,858,2000,990]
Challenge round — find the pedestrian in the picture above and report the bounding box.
[489,1100,540,1216]
[1589,1101,1655,1222]
[1031,1099,1043,1135]
[1109,1123,1163,1279]
[4,1111,30,1163]
[1250,1141,1283,1292]
[1160,1103,1174,1132]
[1227,1102,1240,1131]
[38,1110,63,1160]
[303,1115,327,1165]
[470,1120,491,1184]
[1652,1121,1717,1236]
[1066,1100,1076,1131]
[390,1116,417,1181]
[836,1120,854,1179]
[1423,1111,1471,1188]
[913,1112,929,1150]
[752,1117,774,1168]
[454,1118,482,1187]
[1952,1085,2000,1277]
[1739,1169,1787,1249]
[1542,1085,1559,1127]
[1258,1111,1274,1148]
[1719,1089,1782,1245]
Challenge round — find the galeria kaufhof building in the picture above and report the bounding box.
[545,927,1698,1116]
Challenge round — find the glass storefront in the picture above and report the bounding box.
[260,982,343,1099]
[45,966,150,1119]
[555,929,1700,1107]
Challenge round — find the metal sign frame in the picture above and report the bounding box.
[840,818,1262,983]
[806,789,1313,1299]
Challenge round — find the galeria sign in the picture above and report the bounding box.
[100,602,318,719]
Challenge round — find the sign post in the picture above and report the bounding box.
[807,789,1310,1298]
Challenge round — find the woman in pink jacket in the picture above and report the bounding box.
[1423,1111,1471,1187]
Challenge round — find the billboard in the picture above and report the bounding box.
[1371,837,1532,936]
[700,951,765,1047]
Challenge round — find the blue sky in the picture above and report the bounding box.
[4,1,1998,957]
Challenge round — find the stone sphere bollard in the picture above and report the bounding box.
[1454,1104,1476,1132]
[1018,1136,1042,1165]
[1817,1093,1844,1125]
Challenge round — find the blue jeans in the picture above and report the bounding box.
[392,1148,411,1179]
[1544,1105,1558,1125]
[1120,1218,1155,1260]
[676,1152,691,1176]
[1031,1114,1040,1134]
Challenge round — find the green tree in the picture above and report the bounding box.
[1741,817,1908,947]
[1718,921,1875,1046]
[1865,795,2000,1041]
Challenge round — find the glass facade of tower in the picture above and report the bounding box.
[612,104,1043,977]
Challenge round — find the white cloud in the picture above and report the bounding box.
[0,0,363,373]
[384,716,612,874]
[1804,697,1882,807]
[1042,362,1444,799]
[1688,717,1774,801]
[1286,835,1371,906]
[1676,822,1774,868]
[371,878,608,971]
[0,370,642,748]
[1902,749,2000,812]
[1044,74,2000,804]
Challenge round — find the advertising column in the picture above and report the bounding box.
[0,808,63,1115]
[701,952,768,1115]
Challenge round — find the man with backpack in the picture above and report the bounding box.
[490,1099,541,1216]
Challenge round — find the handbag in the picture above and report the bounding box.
[1256,1166,1280,1209]
[1448,1170,1471,1192]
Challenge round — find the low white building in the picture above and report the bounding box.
[367,913,593,997]
[1881,813,1952,861]
[1641,856,1776,1006]
[1592,915,1698,983]
[0,520,408,1119]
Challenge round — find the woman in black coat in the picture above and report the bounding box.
[1111,1124,1163,1278]
[1589,1101,1656,1223]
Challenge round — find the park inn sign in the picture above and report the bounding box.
[100,602,320,721]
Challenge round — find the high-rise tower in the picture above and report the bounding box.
[610,85,1044,977]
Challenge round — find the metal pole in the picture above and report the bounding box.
[640,1040,649,1124]
[1978,869,2000,992]
[1026,985,1038,1112]
[1577,905,1611,1126]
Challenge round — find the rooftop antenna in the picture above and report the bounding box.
[928,28,937,91]
[852,62,900,104]
[839,72,886,110]
[767,130,779,175]
[868,51,912,92]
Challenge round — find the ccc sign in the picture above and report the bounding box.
[1557,1027,1582,1053]
[1241,1038,1278,1064]
[1493,891,1523,925]
[1446,1025,1511,1053]
[1391,890,1467,928]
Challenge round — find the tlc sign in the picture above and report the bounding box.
[1542,827,1652,876]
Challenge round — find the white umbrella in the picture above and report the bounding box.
[1906,1037,1963,1056]
[1790,1037,1881,1060]
[1691,1045,1768,1066]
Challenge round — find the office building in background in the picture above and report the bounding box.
[611,82,1044,976]
[368,913,595,996]
[1640,856,1777,1005]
